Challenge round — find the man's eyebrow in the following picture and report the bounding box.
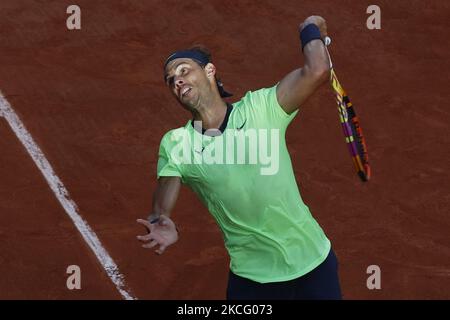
[165,61,190,82]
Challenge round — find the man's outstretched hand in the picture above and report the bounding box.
[136,215,179,255]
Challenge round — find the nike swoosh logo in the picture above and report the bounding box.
[237,119,247,130]
[194,146,205,154]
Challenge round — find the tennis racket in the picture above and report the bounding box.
[324,36,371,182]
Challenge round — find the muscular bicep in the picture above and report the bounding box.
[152,176,181,217]
[277,40,330,114]
[277,67,319,114]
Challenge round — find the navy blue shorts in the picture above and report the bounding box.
[226,248,342,300]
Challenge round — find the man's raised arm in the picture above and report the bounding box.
[276,16,331,114]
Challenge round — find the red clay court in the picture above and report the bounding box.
[0,1,449,299]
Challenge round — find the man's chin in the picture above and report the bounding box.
[179,97,199,111]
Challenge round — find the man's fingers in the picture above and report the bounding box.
[155,244,167,255]
[138,236,168,254]
[137,231,165,243]
[136,233,153,242]
[138,215,176,255]
[137,218,153,231]
[142,240,158,249]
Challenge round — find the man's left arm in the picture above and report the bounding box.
[276,16,331,114]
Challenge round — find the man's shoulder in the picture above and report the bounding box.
[234,84,278,107]
[160,123,191,146]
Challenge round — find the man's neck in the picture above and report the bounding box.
[192,95,228,130]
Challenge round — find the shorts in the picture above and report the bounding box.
[226,247,342,300]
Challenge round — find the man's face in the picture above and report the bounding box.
[164,58,210,110]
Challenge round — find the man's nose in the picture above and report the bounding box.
[174,78,184,89]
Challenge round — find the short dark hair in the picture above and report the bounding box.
[187,45,212,67]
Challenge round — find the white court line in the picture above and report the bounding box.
[0,92,136,300]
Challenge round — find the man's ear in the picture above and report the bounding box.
[204,63,216,79]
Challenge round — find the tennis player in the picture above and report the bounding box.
[137,15,342,300]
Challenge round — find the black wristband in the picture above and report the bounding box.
[150,217,160,224]
[300,23,323,51]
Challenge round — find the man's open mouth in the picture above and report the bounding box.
[181,87,192,98]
